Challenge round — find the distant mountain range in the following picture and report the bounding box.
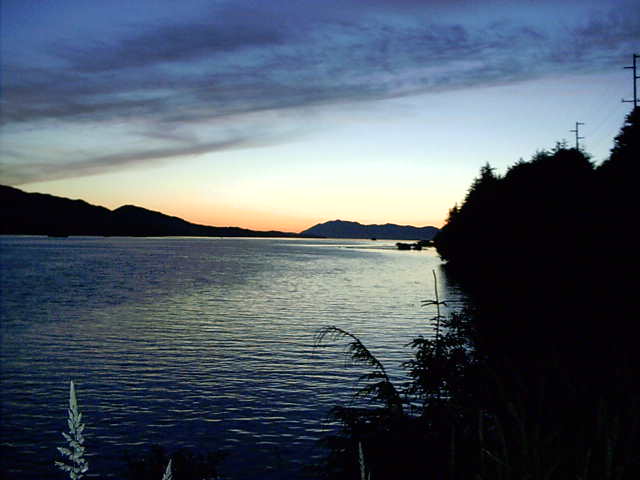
[1,185,439,239]
[301,219,439,240]
[0,185,304,238]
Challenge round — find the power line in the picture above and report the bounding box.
[589,105,626,161]
[622,53,639,109]
[570,121,585,150]
[549,54,635,160]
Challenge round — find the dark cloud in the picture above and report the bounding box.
[57,21,286,73]
[2,0,639,184]
[0,135,279,185]
[6,6,638,123]
[571,10,640,58]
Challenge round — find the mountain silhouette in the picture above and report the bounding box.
[301,219,439,239]
[0,185,305,238]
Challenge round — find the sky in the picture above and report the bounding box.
[1,0,638,232]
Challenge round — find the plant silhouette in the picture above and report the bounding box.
[318,108,640,480]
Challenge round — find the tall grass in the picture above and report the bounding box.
[315,274,640,479]
[315,325,403,415]
[161,459,173,480]
[55,381,174,480]
[55,381,89,480]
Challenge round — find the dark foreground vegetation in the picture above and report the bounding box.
[316,108,640,479]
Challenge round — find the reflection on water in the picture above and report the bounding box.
[0,237,459,479]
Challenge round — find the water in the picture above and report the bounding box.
[0,236,459,479]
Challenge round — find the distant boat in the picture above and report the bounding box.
[396,240,432,251]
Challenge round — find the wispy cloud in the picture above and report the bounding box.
[57,20,287,73]
[0,134,283,185]
[1,0,638,184]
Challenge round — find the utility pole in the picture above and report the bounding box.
[570,121,585,150]
[622,53,639,108]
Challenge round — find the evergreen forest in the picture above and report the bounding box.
[317,107,640,479]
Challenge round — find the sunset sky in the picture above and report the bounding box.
[1,0,638,232]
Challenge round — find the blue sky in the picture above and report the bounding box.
[1,0,638,231]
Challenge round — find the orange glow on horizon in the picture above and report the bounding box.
[19,180,447,234]
[156,201,322,233]
[169,204,445,234]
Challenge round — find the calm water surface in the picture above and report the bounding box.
[0,236,460,479]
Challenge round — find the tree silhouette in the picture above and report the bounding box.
[320,108,640,480]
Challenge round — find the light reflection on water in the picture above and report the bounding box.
[0,237,459,479]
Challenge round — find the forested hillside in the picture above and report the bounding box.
[320,108,639,480]
[434,107,639,366]
[0,185,302,238]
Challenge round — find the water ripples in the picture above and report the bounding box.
[0,237,459,479]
